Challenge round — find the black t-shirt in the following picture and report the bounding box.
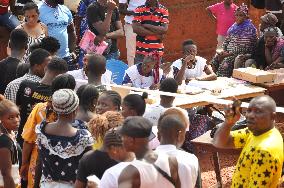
[76,150,118,182]
[0,134,20,164]
[16,81,52,147]
[0,57,21,94]
[87,2,120,55]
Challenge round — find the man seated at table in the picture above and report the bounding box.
[68,53,112,91]
[172,39,217,85]
[213,95,283,187]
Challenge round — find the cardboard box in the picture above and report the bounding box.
[233,68,276,83]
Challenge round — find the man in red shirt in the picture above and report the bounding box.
[132,0,169,64]
[0,0,19,30]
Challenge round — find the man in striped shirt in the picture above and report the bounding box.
[132,0,169,64]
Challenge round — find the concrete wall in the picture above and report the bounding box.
[118,0,265,63]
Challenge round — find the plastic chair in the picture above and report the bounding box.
[106,59,128,85]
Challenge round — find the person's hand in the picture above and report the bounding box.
[237,54,246,62]
[216,51,230,62]
[107,0,117,11]
[20,163,29,180]
[87,181,98,188]
[149,83,159,90]
[94,35,105,46]
[224,100,241,126]
[160,62,172,75]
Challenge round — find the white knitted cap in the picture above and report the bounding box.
[52,89,79,114]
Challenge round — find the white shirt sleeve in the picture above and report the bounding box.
[99,170,117,188]
[171,58,183,70]
[119,0,128,3]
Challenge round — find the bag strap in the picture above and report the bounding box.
[152,163,176,187]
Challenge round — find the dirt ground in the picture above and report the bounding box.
[197,151,239,188]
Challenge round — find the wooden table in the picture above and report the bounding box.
[255,82,284,107]
[191,131,241,187]
[174,78,266,109]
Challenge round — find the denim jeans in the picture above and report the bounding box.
[0,12,20,30]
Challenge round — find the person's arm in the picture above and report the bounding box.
[33,151,42,188]
[132,22,156,36]
[67,22,77,53]
[42,23,48,36]
[9,0,16,15]
[142,23,168,35]
[105,21,124,39]
[90,1,117,36]
[0,148,15,188]
[119,3,134,16]
[264,46,273,66]
[212,103,241,149]
[196,65,217,81]
[281,2,284,32]
[20,141,34,181]
[118,165,140,188]
[206,7,216,20]
[174,61,187,85]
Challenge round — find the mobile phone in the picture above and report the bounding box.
[232,100,242,115]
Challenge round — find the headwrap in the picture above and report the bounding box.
[52,89,79,115]
[145,51,161,84]
[261,13,278,26]
[236,3,249,17]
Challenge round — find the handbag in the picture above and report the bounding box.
[251,0,265,9]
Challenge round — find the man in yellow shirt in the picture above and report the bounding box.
[213,95,283,187]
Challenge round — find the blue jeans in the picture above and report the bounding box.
[105,51,120,60]
[0,12,20,30]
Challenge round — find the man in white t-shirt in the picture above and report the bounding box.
[119,0,146,66]
[68,54,113,90]
[99,130,135,188]
[143,78,189,149]
[172,39,217,85]
[155,114,199,188]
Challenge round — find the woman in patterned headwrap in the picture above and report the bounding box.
[122,52,164,89]
[211,3,257,77]
[263,27,284,70]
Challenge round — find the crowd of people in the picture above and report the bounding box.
[0,0,283,187]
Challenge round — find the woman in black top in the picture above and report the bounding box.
[0,95,21,188]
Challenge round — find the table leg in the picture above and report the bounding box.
[213,152,222,188]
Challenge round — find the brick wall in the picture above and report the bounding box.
[118,0,265,63]
[0,1,266,62]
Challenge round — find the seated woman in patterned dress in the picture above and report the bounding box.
[35,89,93,187]
[211,3,257,77]
[263,27,284,70]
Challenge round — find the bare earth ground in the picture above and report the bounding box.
[197,151,239,188]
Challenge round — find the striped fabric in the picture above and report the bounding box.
[133,4,169,56]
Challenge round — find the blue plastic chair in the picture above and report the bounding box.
[106,59,128,85]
